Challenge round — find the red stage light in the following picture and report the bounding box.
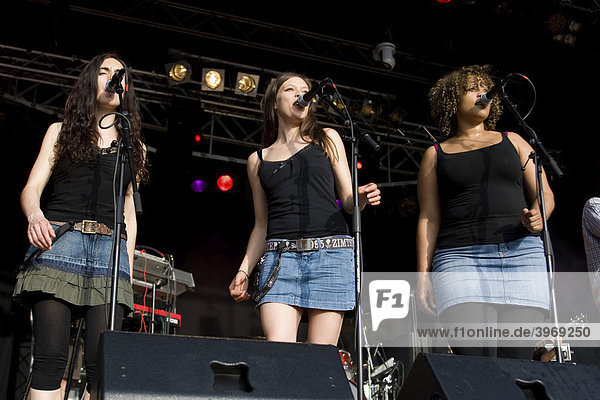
[216,174,234,191]
[357,161,363,170]
[437,0,452,3]
[194,134,202,142]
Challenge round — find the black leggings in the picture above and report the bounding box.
[439,302,547,359]
[30,298,124,392]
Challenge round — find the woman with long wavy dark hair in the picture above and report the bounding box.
[13,52,147,399]
[229,73,380,346]
[416,65,554,359]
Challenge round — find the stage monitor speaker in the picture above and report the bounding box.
[398,352,600,400]
[94,331,353,399]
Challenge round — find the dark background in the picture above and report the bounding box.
[1,0,600,397]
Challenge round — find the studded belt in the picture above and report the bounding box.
[50,220,127,240]
[264,237,354,252]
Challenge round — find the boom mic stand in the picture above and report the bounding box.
[99,76,143,331]
[498,73,564,362]
[320,85,380,400]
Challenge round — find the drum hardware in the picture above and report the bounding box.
[364,347,403,400]
[340,347,402,400]
[533,312,587,364]
[371,357,395,379]
[339,349,356,381]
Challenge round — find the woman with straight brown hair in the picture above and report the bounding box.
[229,72,381,346]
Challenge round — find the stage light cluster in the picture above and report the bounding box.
[545,10,583,47]
[165,58,262,98]
[190,174,238,194]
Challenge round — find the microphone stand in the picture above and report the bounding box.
[497,75,564,362]
[321,91,379,400]
[101,82,143,331]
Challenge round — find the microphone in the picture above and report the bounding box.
[105,69,126,94]
[297,80,331,108]
[479,76,509,105]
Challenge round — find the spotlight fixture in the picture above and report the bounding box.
[545,12,567,34]
[568,20,581,33]
[332,97,346,111]
[361,99,376,118]
[326,95,346,114]
[373,42,396,70]
[191,179,208,193]
[235,72,260,97]
[165,61,192,85]
[201,68,225,91]
[389,107,406,125]
[563,33,577,46]
[217,174,234,192]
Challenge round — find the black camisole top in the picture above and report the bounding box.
[257,143,349,240]
[44,146,131,230]
[435,133,533,249]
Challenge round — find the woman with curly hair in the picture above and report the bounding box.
[229,73,380,345]
[13,52,147,399]
[416,65,554,359]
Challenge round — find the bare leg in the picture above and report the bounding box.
[29,389,61,400]
[260,303,303,342]
[306,309,344,346]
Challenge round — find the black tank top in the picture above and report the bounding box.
[435,133,532,249]
[44,147,131,230]
[258,143,349,240]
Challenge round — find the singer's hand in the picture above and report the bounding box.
[27,209,55,251]
[229,270,251,302]
[358,183,381,210]
[521,207,543,232]
[417,271,437,316]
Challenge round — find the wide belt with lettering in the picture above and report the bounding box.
[264,237,354,252]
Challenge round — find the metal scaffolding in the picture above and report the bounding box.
[0,42,443,181]
[1,0,452,181]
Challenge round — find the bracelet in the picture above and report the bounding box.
[238,270,249,279]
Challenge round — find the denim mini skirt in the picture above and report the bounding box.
[256,235,356,311]
[432,235,550,315]
[13,225,133,312]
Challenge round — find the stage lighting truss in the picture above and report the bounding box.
[5,44,536,182]
[0,44,449,180]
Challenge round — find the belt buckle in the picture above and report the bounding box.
[82,220,98,234]
[296,238,314,252]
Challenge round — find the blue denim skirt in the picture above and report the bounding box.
[13,225,133,312]
[256,235,356,311]
[432,235,550,315]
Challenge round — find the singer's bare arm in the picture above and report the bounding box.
[328,128,380,213]
[21,122,61,250]
[416,145,440,315]
[229,151,268,302]
[506,132,555,232]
